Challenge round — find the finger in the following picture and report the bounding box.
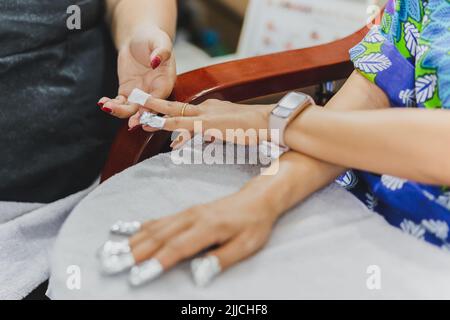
[156,226,221,269]
[141,116,202,132]
[170,130,193,150]
[99,95,126,107]
[191,232,266,287]
[150,35,173,69]
[165,116,203,132]
[140,216,178,235]
[128,110,144,130]
[129,226,223,286]
[129,216,174,247]
[102,101,140,119]
[148,62,176,99]
[144,98,199,117]
[128,114,160,133]
[131,217,194,264]
[115,95,127,104]
[97,97,111,107]
[150,46,172,68]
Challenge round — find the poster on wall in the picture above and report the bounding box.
[238,0,386,57]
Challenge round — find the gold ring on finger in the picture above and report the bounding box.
[180,103,189,117]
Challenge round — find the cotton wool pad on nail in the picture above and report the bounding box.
[128,88,152,105]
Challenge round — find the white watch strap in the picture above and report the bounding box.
[269,92,313,147]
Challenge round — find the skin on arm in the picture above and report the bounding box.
[239,71,391,218]
[285,85,450,186]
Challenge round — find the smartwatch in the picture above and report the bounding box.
[260,92,314,159]
[270,91,314,147]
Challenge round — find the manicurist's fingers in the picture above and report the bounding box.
[115,95,127,104]
[98,95,126,108]
[97,97,110,107]
[149,34,173,69]
[129,216,174,247]
[152,225,223,271]
[150,48,170,70]
[101,100,140,119]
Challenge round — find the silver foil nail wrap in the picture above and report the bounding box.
[140,112,166,129]
[100,252,135,275]
[191,255,222,287]
[139,111,157,124]
[97,240,131,258]
[128,88,151,105]
[129,259,164,287]
[110,220,142,236]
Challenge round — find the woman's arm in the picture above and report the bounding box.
[240,71,390,216]
[105,0,177,49]
[135,67,449,185]
[285,96,450,186]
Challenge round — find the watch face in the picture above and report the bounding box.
[272,106,292,118]
[281,93,308,110]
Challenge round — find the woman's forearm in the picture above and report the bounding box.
[285,103,450,186]
[240,151,343,218]
[241,72,391,218]
[106,0,177,49]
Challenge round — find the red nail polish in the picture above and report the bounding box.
[101,107,113,114]
[151,56,162,69]
[97,102,104,107]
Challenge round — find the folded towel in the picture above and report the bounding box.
[0,182,97,300]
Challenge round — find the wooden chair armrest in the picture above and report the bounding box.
[101,26,368,182]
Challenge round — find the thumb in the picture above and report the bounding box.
[149,33,173,69]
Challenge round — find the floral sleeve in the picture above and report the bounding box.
[349,0,450,109]
[417,0,450,108]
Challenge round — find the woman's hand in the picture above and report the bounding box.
[98,27,177,118]
[123,98,275,146]
[124,189,281,287]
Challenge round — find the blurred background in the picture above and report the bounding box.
[175,0,387,73]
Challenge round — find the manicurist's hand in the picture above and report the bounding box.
[99,0,177,118]
[126,98,275,146]
[98,27,177,118]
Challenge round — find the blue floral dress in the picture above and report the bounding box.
[336,0,450,250]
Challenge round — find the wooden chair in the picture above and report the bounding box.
[101,25,369,182]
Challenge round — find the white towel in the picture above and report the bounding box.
[0,182,97,300]
[49,146,450,299]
